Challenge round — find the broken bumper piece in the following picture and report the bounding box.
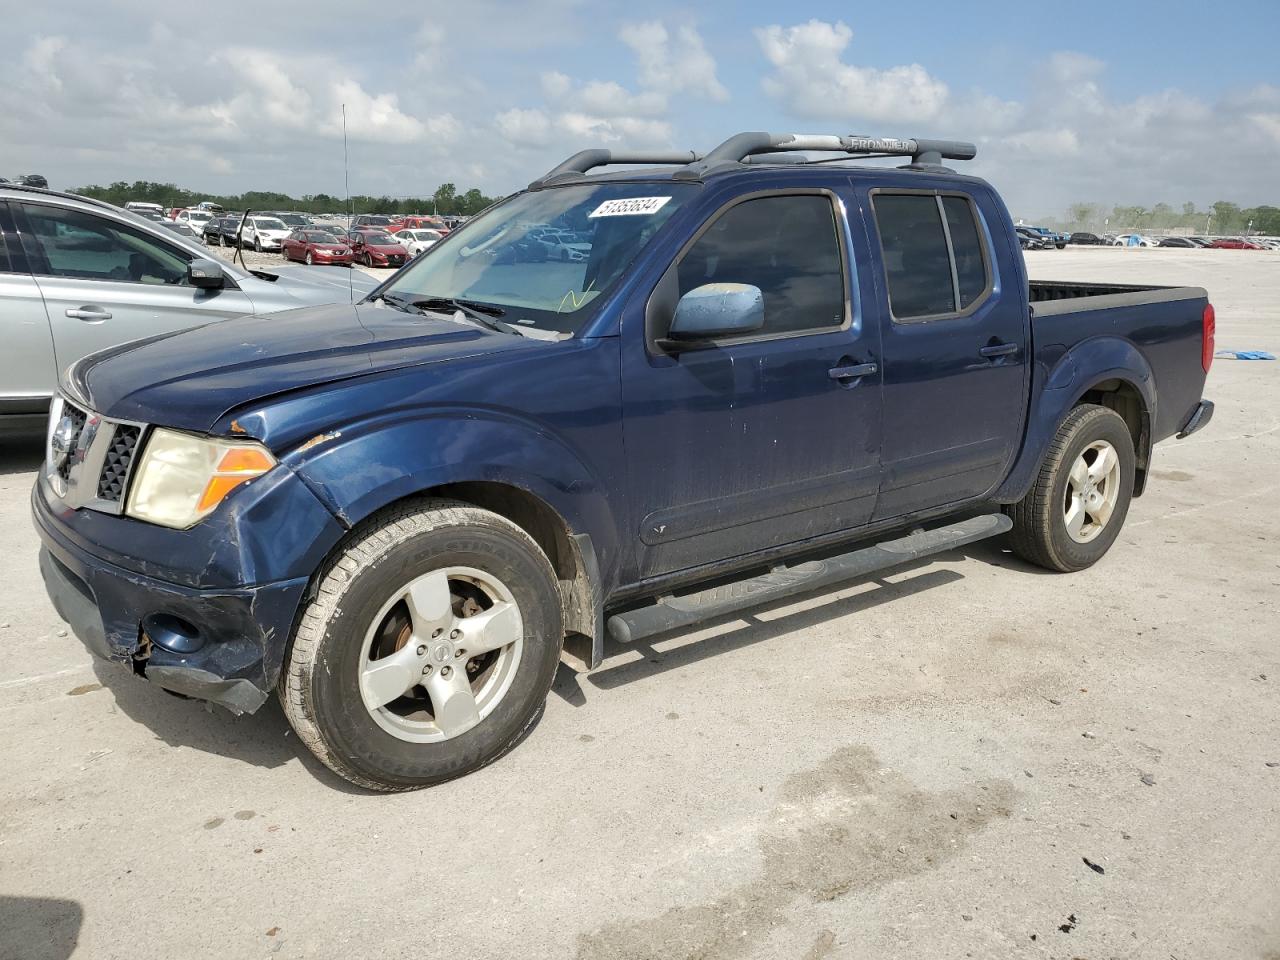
[35,520,308,715]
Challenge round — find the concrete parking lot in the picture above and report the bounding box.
[1,248,1277,959]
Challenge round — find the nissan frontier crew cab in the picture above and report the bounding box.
[34,132,1215,791]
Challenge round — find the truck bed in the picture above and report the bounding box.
[1029,280,1204,309]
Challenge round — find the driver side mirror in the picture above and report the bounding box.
[187,258,225,289]
[665,283,765,347]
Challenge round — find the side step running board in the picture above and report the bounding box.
[606,513,1012,645]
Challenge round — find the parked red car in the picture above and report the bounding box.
[400,215,451,235]
[348,230,409,268]
[282,229,354,266]
[1208,238,1264,249]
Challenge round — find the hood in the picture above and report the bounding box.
[75,302,532,432]
[247,263,378,301]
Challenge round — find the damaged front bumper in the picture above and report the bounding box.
[37,542,305,714]
[31,464,345,714]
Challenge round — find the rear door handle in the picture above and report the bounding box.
[828,362,878,380]
[66,307,112,321]
[979,342,1018,359]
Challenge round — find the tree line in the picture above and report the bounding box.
[1050,201,1280,236]
[68,180,500,217]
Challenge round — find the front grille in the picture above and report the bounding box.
[56,405,88,482]
[96,424,140,501]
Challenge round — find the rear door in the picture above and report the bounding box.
[15,201,255,371]
[0,202,56,407]
[621,187,883,580]
[863,187,1028,519]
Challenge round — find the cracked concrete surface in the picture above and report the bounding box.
[1,248,1278,959]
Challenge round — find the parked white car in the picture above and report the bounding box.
[174,209,214,235]
[1112,234,1158,248]
[240,216,292,252]
[393,228,443,256]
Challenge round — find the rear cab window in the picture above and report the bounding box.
[872,191,992,321]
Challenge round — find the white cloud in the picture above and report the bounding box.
[619,21,728,102]
[495,20,723,155]
[496,107,554,146]
[756,20,948,122]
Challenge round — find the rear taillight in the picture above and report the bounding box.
[1202,303,1215,373]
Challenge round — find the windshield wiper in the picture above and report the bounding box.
[410,297,522,336]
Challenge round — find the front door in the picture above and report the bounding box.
[864,189,1028,519]
[15,201,254,374]
[621,189,883,581]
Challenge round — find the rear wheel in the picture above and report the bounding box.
[305,251,314,265]
[279,500,563,791]
[1008,404,1135,572]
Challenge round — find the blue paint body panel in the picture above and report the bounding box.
[32,161,1211,709]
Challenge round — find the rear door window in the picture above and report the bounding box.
[676,194,846,335]
[872,193,991,321]
[941,196,989,308]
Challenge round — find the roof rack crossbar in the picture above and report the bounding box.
[530,149,702,189]
[674,132,976,178]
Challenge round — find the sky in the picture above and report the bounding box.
[2,0,1278,218]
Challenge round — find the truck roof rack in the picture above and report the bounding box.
[529,132,977,189]
[675,132,976,178]
[529,150,703,189]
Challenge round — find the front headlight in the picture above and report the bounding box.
[125,428,276,529]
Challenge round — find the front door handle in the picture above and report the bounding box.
[66,307,112,321]
[979,342,1018,359]
[828,362,878,381]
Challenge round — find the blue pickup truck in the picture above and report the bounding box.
[33,132,1215,790]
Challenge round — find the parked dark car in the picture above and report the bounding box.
[201,216,226,245]
[282,229,354,266]
[348,229,409,267]
[1025,225,1067,249]
[215,214,247,247]
[1068,232,1105,245]
[1016,226,1054,250]
[34,132,1215,791]
[12,174,49,188]
[1158,236,1198,248]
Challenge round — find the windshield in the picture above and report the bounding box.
[366,232,397,245]
[253,217,286,230]
[305,231,338,243]
[380,182,694,334]
[277,214,308,225]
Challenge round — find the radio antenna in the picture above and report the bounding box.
[343,102,354,305]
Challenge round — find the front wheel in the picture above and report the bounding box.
[279,499,563,791]
[305,251,313,265]
[1007,404,1135,572]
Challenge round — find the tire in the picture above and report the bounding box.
[1007,404,1135,573]
[279,499,563,791]
[305,251,313,265]
[254,237,263,253]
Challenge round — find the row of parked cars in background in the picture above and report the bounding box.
[1020,226,1280,250]
[181,210,456,267]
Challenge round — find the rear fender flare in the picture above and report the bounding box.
[996,336,1155,502]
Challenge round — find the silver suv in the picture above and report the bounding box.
[0,185,378,432]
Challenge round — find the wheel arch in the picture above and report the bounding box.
[285,416,614,671]
[996,337,1155,501]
